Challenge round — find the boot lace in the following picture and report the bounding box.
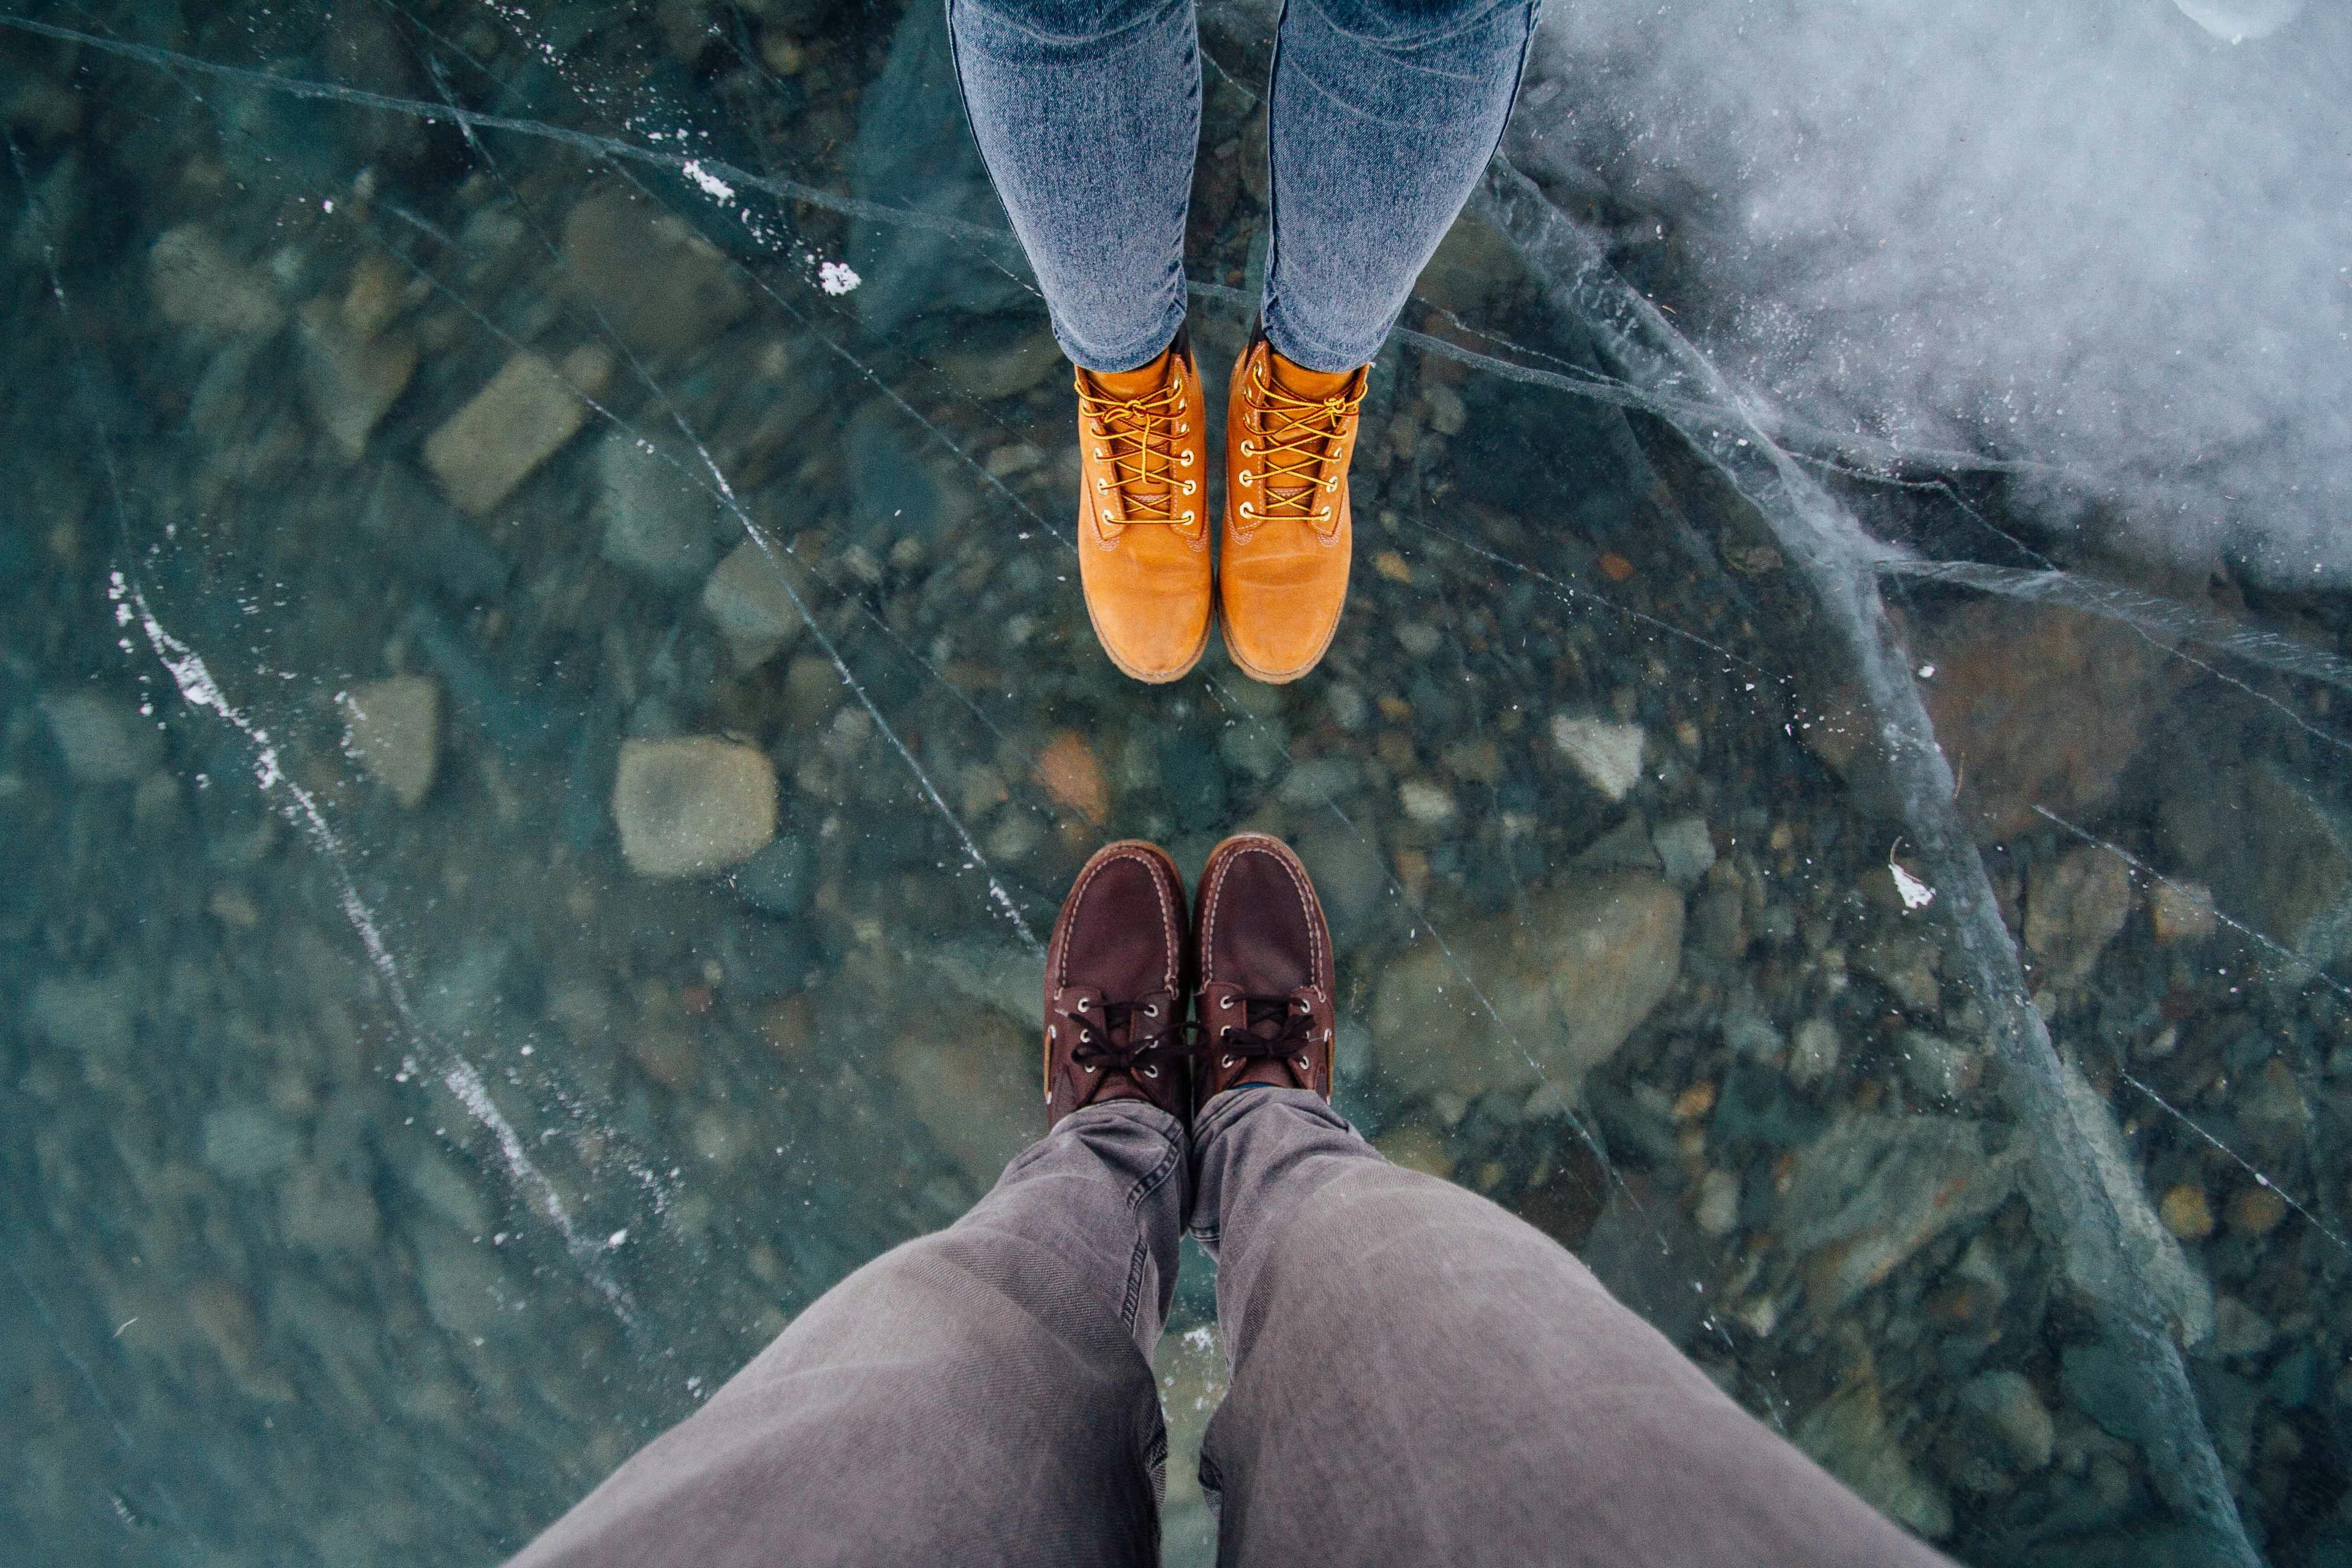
[1237,358,1363,538]
[1077,369,1198,530]
[1052,987,1189,1107]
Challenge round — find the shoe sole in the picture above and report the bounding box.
[1043,839,1189,1106]
[1191,832,1336,1105]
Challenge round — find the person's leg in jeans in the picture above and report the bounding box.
[507,843,1201,1568]
[950,0,1216,682]
[1185,835,1956,1568]
[1219,0,1536,681]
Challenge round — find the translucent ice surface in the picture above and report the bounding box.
[1,1,2346,1565]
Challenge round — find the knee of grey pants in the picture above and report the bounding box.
[508,1089,1953,1568]
[948,0,1536,373]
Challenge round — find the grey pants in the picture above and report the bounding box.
[510,1090,1953,1567]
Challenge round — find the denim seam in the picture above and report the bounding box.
[1119,1232,1152,1330]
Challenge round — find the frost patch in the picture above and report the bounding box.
[680,160,734,202]
[818,259,861,296]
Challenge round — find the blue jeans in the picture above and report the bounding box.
[948,0,1539,372]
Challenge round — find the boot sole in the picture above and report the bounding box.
[1043,839,1190,1106]
[1191,832,1337,1106]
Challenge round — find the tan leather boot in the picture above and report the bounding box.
[1073,331,1211,684]
[1219,330,1368,684]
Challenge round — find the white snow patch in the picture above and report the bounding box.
[818,260,861,296]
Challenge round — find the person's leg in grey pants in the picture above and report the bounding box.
[507,1100,1190,1568]
[508,1091,1952,1568]
[1189,1087,1953,1566]
[948,0,1537,374]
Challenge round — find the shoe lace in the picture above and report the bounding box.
[1242,359,1363,538]
[1206,986,1326,1082]
[1077,369,1197,530]
[1054,986,1190,1106]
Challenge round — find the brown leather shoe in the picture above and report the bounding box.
[1074,332,1212,684]
[1219,330,1368,684]
[1044,840,1194,1127]
[1192,833,1336,1112]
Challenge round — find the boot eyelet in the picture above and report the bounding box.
[1325,477,1338,491]
[1182,480,1197,494]
[1048,1026,1057,1041]
[1182,508,1196,521]
[1221,997,1236,1009]
[1239,502,1254,519]
[1082,1063,1098,1074]
[1240,440,1253,456]
[1140,1065,1159,1079]
[1295,1055,1310,1072]
[1222,1055,1238,1069]
[1095,447,1106,459]
[1096,478,1109,491]
[1180,451,1194,466]
[1237,470,1252,486]
[1316,505,1332,519]
[1144,1003,1159,1017]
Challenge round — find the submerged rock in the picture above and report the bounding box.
[596,429,723,588]
[295,293,417,463]
[613,736,777,878]
[1919,600,2173,842]
[1794,1348,1954,1540]
[25,970,138,1059]
[886,1006,1036,1189]
[340,676,439,809]
[148,225,281,338]
[1959,1369,2055,1472]
[2024,846,2133,992]
[423,345,613,516]
[560,187,748,355]
[1651,815,1716,889]
[201,1104,301,1182]
[1374,872,1684,1102]
[2161,760,2352,974]
[1781,1114,2019,1311]
[701,540,811,668]
[1550,715,1645,802]
[39,690,162,782]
